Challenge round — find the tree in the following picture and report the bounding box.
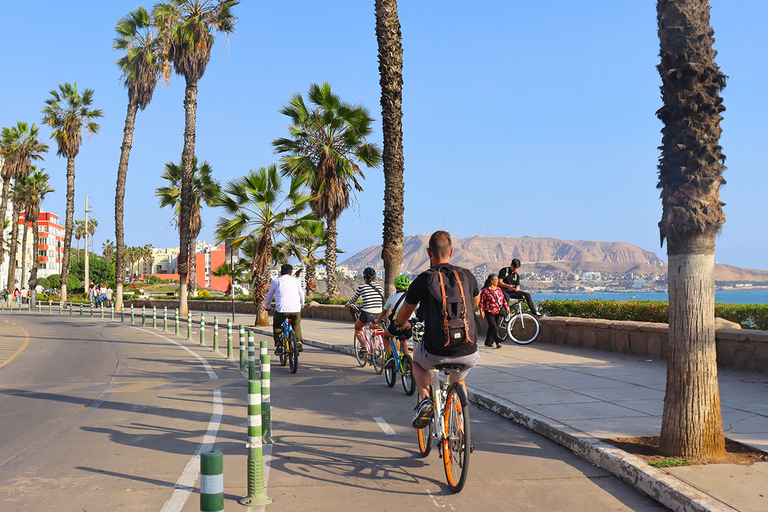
[74,220,86,261]
[156,157,220,294]
[113,6,165,313]
[102,239,116,261]
[291,219,328,298]
[273,82,382,299]
[41,82,103,308]
[375,0,405,300]
[153,0,238,317]
[86,217,98,259]
[214,164,312,325]
[656,0,727,459]
[19,168,53,306]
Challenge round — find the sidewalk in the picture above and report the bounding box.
[249,316,768,512]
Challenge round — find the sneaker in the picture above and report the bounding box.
[534,312,546,318]
[297,340,303,352]
[275,344,283,355]
[412,398,434,429]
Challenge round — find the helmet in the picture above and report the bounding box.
[363,267,376,280]
[394,275,410,291]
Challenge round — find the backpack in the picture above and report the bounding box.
[424,265,475,350]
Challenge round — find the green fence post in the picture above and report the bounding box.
[199,313,206,346]
[261,354,273,444]
[239,324,246,371]
[239,380,271,507]
[213,316,219,352]
[200,450,224,512]
[226,319,233,359]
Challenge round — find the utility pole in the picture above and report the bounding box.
[84,196,90,294]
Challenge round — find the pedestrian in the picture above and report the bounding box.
[479,274,509,348]
[87,282,95,305]
[14,288,21,304]
[264,263,305,354]
[106,286,113,307]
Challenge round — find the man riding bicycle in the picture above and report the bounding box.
[392,230,480,428]
[265,263,305,354]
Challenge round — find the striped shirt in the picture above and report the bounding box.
[346,282,384,314]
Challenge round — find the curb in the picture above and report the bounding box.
[264,329,737,512]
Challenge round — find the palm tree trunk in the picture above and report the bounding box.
[189,235,197,295]
[60,156,76,308]
[20,218,28,291]
[376,0,405,300]
[114,102,139,313]
[324,216,339,299]
[0,177,10,267]
[177,79,199,318]
[30,216,40,308]
[5,199,21,298]
[306,262,317,299]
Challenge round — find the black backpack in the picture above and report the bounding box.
[423,265,476,350]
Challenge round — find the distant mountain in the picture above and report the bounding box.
[340,235,768,282]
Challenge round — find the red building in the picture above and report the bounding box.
[15,211,65,282]
[150,243,230,293]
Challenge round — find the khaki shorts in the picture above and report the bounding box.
[413,342,479,382]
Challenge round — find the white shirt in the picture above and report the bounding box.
[383,291,415,320]
[265,274,305,313]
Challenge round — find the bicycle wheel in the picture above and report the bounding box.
[384,356,396,387]
[497,315,509,341]
[442,384,471,493]
[288,331,299,374]
[418,418,433,458]
[401,354,415,396]
[278,333,287,366]
[507,313,540,345]
[372,335,384,374]
[354,334,367,367]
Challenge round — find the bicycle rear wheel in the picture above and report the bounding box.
[497,315,508,341]
[288,331,299,374]
[384,356,396,387]
[442,384,470,493]
[417,390,433,457]
[507,313,540,345]
[401,354,415,396]
[354,335,367,367]
[278,333,287,366]
[372,335,384,374]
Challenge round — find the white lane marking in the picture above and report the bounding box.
[374,417,396,435]
[160,389,223,512]
[137,327,218,379]
[427,489,457,510]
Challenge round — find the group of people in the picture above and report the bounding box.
[11,287,30,305]
[87,283,113,308]
[264,230,542,431]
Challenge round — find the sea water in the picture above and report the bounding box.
[537,289,768,305]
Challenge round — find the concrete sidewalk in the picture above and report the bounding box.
[247,316,768,512]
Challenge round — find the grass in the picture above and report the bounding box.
[649,458,694,468]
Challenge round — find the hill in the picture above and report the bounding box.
[340,235,768,282]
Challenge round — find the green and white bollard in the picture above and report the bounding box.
[247,331,256,381]
[261,354,273,444]
[239,324,246,371]
[60,301,63,315]
[239,380,271,506]
[163,306,168,331]
[200,450,224,512]
[121,307,124,322]
[141,305,146,327]
[111,305,114,320]
[48,300,52,313]
[152,306,157,329]
[69,303,73,316]
[260,340,268,361]
[100,304,104,319]
[226,319,233,359]
[80,303,83,317]
[199,313,206,346]
[187,313,192,340]
[131,304,134,324]
[90,303,93,317]
[174,308,179,336]
[213,316,219,352]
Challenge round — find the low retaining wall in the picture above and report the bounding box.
[129,300,768,372]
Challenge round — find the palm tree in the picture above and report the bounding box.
[376,0,405,299]
[102,239,116,261]
[125,246,138,281]
[153,0,238,317]
[114,6,165,313]
[0,122,48,293]
[214,164,312,326]
[16,168,53,306]
[273,82,382,299]
[656,0,727,459]
[41,82,103,308]
[156,157,220,294]
[86,217,98,258]
[141,244,154,278]
[290,219,327,298]
[74,220,86,261]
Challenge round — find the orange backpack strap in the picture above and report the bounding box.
[437,271,451,346]
[453,269,473,343]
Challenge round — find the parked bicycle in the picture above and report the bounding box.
[496,299,540,344]
[417,364,473,493]
[382,331,416,395]
[277,314,300,373]
[349,305,386,374]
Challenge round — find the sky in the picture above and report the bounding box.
[2,1,767,270]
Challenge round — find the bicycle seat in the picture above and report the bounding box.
[434,363,466,373]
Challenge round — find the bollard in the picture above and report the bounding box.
[111,305,114,320]
[200,450,224,512]
[69,303,73,316]
[239,325,246,371]
[187,313,192,340]
[60,300,63,315]
[152,306,157,329]
[141,305,146,327]
[261,354,273,444]
[174,308,179,336]
[48,300,52,314]
[121,307,124,322]
[226,319,233,359]
[199,313,206,346]
[100,304,104,319]
[260,339,267,361]
[90,303,93,318]
[213,316,219,352]
[247,331,256,381]
[131,304,135,324]
[239,380,271,506]
[80,303,83,317]
[163,306,168,331]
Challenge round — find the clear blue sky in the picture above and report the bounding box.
[2,1,767,270]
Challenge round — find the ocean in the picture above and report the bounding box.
[536,289,768,305]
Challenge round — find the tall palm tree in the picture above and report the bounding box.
[0,122,48,275]
[102,239,116,261]
[376,0,405,299]
[156,157,220,294]
[153,0,238,317]
[74,220,86,261]
[86,217,98,257]
[656,0,727,459]
[215,164,312,326]
[41,82,103,308]
[273,82,382,299]
[114,6,165,313]
[16,168,53,306]
[290,219,327,298]
[142,244,154,277]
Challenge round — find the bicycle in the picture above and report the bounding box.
[277,314,300,374]
[382,331,416,395]
[417,364,473,493]
[496,299,540,344]
[349,305,386,374]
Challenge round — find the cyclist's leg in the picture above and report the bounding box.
[272,311,286,348]
[411,343,432,402]
[353,318,365,343]
[292,312,303,350]
[509,290,539,315]
[381,332,393,356]
[448,351,480,397]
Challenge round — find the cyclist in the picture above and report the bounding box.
[498,258,543,317]
[392,230,480,429]
[345,267,384,346]
[265,263,305,354]
[376,274,415,357]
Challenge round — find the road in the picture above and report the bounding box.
[0,313,667,511]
